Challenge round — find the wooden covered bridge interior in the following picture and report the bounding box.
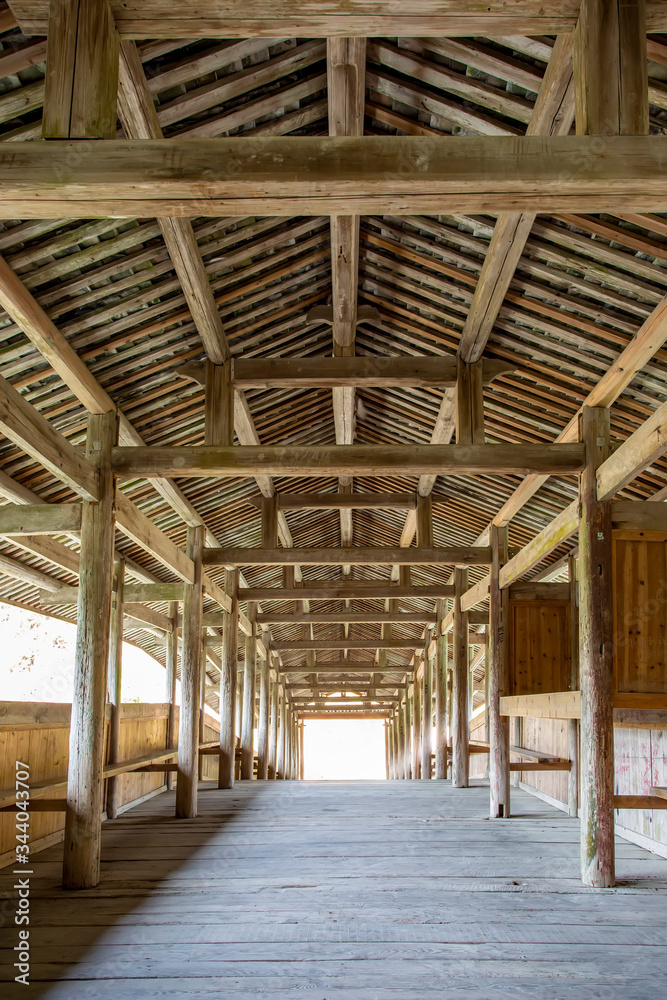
[1,0,667,995]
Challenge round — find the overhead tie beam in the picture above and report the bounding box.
[111,443,585,479]
[3,136,667,217]
[203,546,492,567]
[9,1,667,38]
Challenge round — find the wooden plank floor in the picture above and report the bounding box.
[2,779,667,998]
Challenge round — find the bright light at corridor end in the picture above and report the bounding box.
[303,720,387,780]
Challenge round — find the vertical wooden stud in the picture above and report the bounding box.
[421,644,432,779]
[435,632,448,779]
[269,666,279,779]
[205,359,234,447]
[452,567,469,788]
[411,681,421,779]
[63,409,117,890]
[257,641,270,779]
[489,525,511,818]
[579,406,614,887]
[165,600,178,792]
[43,0,119,139]
[106,556,124,820]
[219,568,239,789]
[241,604,257,780]
[175,525,204,819]
[569,555,580,818]
[277,687,286,779]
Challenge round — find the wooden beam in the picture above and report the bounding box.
[175,526,204,819]
[252,491,418,510]
[204,546,492,567]
[0,375,98,500]
[574,0,648,136]
[256,612,438,625]
[579,407,614,888]
[114,493,194,583]
[232,357,513,389]
[112,443,586,480]
[500,692,581,718]
[5,136,667,218]
[269,639,420,652]
[11,1,667,38]
[62,410,116,890]
[614,795,667,810]
[457,35,575,363]
[42,0,119,139]
[0,503,82,535]
[279,662,414,674]
[241,584,455,601]
[509,581,570,601]
[499,500,579,589]
[117,40,228,364]
[597,400,667,500]
[611,501,667,531]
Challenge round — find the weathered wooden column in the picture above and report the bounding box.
[396,699,404,778]
[403,695,411,778]
[579,406,614,887]
[299,720,305,780]
[106,556,125,820]
[568,555,580,818]
[198,641,207,781]
[63,410,117,890]
[175,525,204,819]
[277,686,286,779]
[241,605,257,779]
[218,568,239,789]
[388,714,395,779]
[451,567,470,787]
[268,667,279,779]
[420,641,432,779]
[165,600,179,791]
[257,642,270,779]
[411,682,421,779]
[434,631,448,779]
[489,525,510,818]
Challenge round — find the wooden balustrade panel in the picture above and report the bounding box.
[0,702,176,868]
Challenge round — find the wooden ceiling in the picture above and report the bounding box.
[0,3,666,709]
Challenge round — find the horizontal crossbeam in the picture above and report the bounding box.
[203,546,492,567]
[239,584,455,601]
[3,136,667,218]
[111,443,585,479]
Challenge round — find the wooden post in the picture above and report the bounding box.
[299,720,305,780]
[205,359,234,446]
[434,633,448,779]
[218,568,239,789]
[257,641,270,779]
[241,604,257,779]
[489,525,510,817]
[277,687,286,779]
[165,600,178,792]
[106,556,124,820]
[403,695,411,778]
[421,643,432,779]
[511,717,522,789]
[43,0,119,139]
[574,0,648,136]
[568,555,580,818]
[198,641,206,781]
[268,667,278,779]
[579,406,614,887]
[63,410,117,890]
[456,359,485,446]
[175,525,204,819]
[452,567,470,788]
[411,680,421,779]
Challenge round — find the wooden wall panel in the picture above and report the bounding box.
[509,601,571,696]
[613,532,667,695]
[521,717,569,805]
[469,710,487,779]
